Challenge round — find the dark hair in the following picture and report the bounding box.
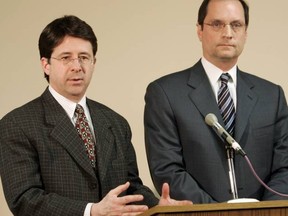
[197,0,249,28]
[38,15,98,81]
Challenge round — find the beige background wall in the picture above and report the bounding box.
[1,1,287,215]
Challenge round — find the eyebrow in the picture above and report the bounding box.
[57,52,92,56]
[209,18,244,23]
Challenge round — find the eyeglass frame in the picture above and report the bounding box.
[203,20,246,32]
[50,55,95,66]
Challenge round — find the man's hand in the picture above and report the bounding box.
[91,182,148,216]
[159,183,193,206]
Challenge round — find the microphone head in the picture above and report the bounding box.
[205,113,218,126]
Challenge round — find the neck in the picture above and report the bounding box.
[204,56,238,72]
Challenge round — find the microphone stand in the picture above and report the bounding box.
[226,147,260,203]
[226,146,238,199]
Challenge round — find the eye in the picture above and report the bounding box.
[61,56,70,60]
[79,55,91,63]
[79,56,89,60]
[60,56,72,63]
[231,22,243,29]
[211,21,223,28]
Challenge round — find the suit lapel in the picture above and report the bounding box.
[41,89,96,179]
[234,71,258,146]
[87,100,115,183]
[187,62,230,192]
[187,61,225,126]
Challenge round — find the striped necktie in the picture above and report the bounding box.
[75,104,96,168]
[218,73,236,136]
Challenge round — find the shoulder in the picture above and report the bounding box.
[153,67,193,85]
[148,60,203,88]
[239,70,283,91]
[1,96,42,122]
[146,68,192,98]
[238,70,287,105]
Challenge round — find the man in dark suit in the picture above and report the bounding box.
[144,0,288,203]
[0,15,192,216]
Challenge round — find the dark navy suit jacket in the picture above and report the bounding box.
[144,60,288,203]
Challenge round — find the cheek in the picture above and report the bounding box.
[49,68,67,84]
[202,32,214,43]
[202,35,215,49]
[237,36,247,50]
[239,31,247,44]
[86,72,94,85]
[48,73,60,86]
[86,67,95,78]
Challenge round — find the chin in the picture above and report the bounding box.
[219,53,238,60]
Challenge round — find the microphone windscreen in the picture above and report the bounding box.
[205,113,218,126]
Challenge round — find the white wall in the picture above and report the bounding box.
[1,1,287,215]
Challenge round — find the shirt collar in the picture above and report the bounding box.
[48,85,87,120]
[201,57,237,86]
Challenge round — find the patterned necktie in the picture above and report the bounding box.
[218,73,236,136]
[75,104,96,168]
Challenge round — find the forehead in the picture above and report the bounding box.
[52,36,93,55]
[206,0,245,21]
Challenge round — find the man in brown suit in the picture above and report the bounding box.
[0,15,191,216]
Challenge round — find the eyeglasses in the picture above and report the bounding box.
[203,21,246,32]
[50,56,94,66]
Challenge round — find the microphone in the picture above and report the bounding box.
[205,113,246,156]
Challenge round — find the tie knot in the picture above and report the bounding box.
[75,104,84,115]
[220,73,231,84]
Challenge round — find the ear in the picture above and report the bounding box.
[197,24,203,42]
[41,57,50,76]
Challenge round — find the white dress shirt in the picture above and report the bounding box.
[201,57,237,109]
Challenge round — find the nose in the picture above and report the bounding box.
[70,58,82,65]
[69,58,82,71]
[222,24,233,38]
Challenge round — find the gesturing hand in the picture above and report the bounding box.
[159,183,193,206]
[91,182,148,216]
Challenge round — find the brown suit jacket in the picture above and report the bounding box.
[0,88,158,216]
